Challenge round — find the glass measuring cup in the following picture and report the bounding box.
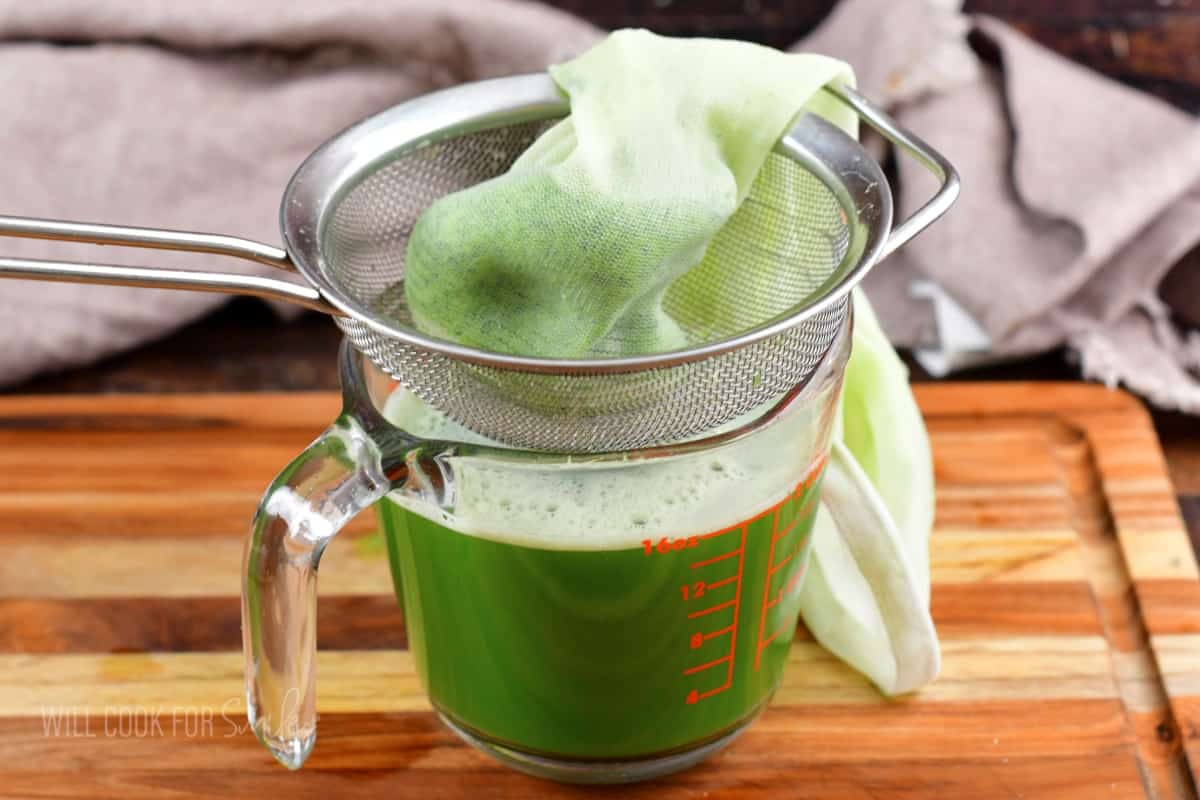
[0,61,952,780]
[243,310,930,782]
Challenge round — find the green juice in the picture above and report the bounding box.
[378,466,823,760]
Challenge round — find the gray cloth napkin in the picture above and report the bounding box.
[803,0,1200,412]
[0,0,598,384]
[1,0,1197,413]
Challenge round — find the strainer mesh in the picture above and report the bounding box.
[323,121,851,452]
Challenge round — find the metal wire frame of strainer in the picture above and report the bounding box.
[0,74,958,453]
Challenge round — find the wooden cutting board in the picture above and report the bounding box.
[0,383,1197,799]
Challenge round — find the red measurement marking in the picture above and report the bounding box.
[723,523,747,688]
[682,654,731,676]
[757,568,806,655]
[755,559,812,662]
[696,526,741,542]
[753,506,782,671]
[771,493,818,543]
[797,494,818,518]
[696,502,782,543]
[759,626,780,649]
[690,628,732,649]
[702,624,734,641]
[769,519,811,568]
[772,508,803,542]
[689,548,742,570]
[785,564,806,595]
[772,512,798,543]
[687,684,732,705]
[768,549,795,576]
[642,535,702,556]
[687,599,735,619]
[681,463,825,705]
[706,574,738,591]
[753,470,825,671]
[682,523,748,705]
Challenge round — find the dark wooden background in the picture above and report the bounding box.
[6,0,1199,544]
[554,0,1200,113]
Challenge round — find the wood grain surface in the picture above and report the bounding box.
[0,383,1196,798]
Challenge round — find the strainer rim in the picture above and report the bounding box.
[280,73,892,375]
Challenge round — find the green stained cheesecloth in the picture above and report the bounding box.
[404,29,856,358]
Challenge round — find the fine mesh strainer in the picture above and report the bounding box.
[0,75,958,452]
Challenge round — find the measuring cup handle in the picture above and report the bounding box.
[820,440,940,693]
[241,414,389,769]
[827,84,961,261]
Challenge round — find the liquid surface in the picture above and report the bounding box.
[382,387,831,550]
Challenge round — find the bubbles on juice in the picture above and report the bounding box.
[382,387,825,550]
[431,451,795,550]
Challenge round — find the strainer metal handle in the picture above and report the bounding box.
[825,83,960,261]
[0,83,954,323]
[0,215,339,314]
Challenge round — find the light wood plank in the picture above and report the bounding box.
[0,530,390,598]
[0,637,1121,717]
